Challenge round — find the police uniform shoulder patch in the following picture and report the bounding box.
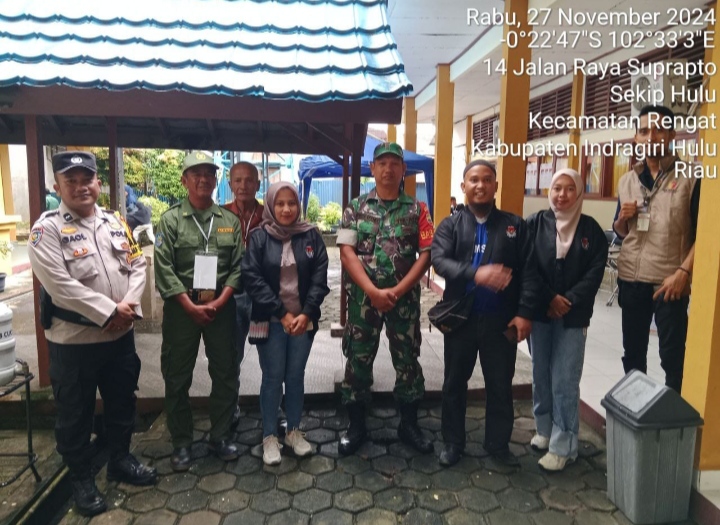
[155,231,164,247]
[29,226,43,246]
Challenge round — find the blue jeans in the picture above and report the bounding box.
[529,319,587,459]
[234,292,252,376]
[257,322,312,437]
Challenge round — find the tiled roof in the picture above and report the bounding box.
[0,0,412,102]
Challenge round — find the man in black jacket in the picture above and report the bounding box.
[431,160,540,467]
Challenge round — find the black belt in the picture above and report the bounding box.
[52,306,99,327]
[188,287,220,305]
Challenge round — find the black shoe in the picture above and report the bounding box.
[208,440,239,461]
[439,444,463,467]
[338,403,367,456]
[489,448,520,467]
[107,454,158,486]
[397,401,433,454]
[70,473,107,517]
[230,406,242,431]
[171,447,192,472]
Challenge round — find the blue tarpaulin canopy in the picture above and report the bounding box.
[299,135,435,217]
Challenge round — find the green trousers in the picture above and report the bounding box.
[340,286,425,405]
[161,298,238,448]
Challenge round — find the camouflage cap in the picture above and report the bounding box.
[183,151,219,173]
[373,142,404,160]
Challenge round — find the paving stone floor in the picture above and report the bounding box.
[55,399,692,525]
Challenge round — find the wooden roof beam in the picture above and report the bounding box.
[306,123,353,151]
[45,115,64,136]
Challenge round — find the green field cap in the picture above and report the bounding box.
[183,150,219,172]
[373,142,404,160]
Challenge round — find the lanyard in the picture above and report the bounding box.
[192,215,214,253]
[639,169,668,207]
[242,203,258,242]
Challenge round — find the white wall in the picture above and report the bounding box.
[523,196,617,230]
[7,145,53,223]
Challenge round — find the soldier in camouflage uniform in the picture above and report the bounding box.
[336,142,435,455]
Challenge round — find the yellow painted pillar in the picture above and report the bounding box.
[433,64,454,225]
[567,72,585,172]
[387,124,397,144]
[683,14,720,472]
[0,145,20,272]
[0,145,9,216]
[403,97,417,198]
[465,116,473,164]
[494,0,531,215]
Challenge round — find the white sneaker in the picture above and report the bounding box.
[530,434,550,451]
[538,452,574,472]
[285,429,313,457]
[263,435,282,465]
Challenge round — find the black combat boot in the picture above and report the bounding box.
[107,454,158,485]
[69,469,107,517]
[339,403,367,456]
[398,401,433,453]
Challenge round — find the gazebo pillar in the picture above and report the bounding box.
[403,97,417,198]
[433,64,454,225]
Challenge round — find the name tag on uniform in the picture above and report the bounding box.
[193,252,218,289]
[637,212,650,232]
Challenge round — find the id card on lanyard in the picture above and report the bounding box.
[192,215,218,289]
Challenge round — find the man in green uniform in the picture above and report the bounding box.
[336,142,435,455]
[154,151,243,471]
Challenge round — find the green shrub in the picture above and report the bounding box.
[138,195,170,227]
[319,202,342,232]
[306,194,321,223]
[97,193,111,209]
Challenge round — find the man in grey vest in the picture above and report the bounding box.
[612,104,700,393]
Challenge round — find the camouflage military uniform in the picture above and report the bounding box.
[336,189,434,405]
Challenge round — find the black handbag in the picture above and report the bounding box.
[428,288,476,334]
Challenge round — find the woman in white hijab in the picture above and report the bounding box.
[525,169,608,471]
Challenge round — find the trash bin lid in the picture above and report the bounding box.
[600,370,704,430]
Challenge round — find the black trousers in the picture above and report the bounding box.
[48,330,141,472]
[442,314,517,453]
[618,280,689,392]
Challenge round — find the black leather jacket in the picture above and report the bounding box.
[526,210,608,328]
[431,206,540,325]
[241,228,330,331]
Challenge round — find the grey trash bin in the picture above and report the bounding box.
[601,370,703,525]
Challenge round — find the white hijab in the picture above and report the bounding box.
[548,168,584,259]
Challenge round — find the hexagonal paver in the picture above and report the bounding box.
[402,508,442,525]
[417,417,441,431]
[388,442,421,460]
[509,443,528,458]
[322,416,348,430]
[197,472,236,493]
[355,508,397,525]
[394,470,432,490]
[577,489,616,512]
[86,509,133,525]
[305,428,336,444]
[157,473,198,494]
[370,407,397,419]
[447,456,482,474]
[539,469,586,492]
[574,509,620,525]
[316,471,353,493]
[278,471,314,494]
[235,470,275,493]
[471,470,509,492]
[509,471,548,492]
[264,457,298,476]
[354,470,393,493]
[191,456,227,477]
[237,428,264,446]
[369,428,398,443]
[483,456,521,474]
[299,455,334,475]
[208,489,250,513]
[227,455,261,476]
[417,489,458,513]
[532,510,574,525]
[365,417,385,431]
[310,508,353,525]
[497,488,542,513]
[167,489,210,514]
[319,442,340,458]
[444,507,482,525]
[486,508,532,525]
[336,455,371,475]
[250,489,292,514]
[375,487,415,513]
[152,458,175,476]
[124,490,168,513]
[409,454,443,474]
[142,442,174,459]
[539,487,582,511]
[464,442,490,458]
[335,488,373,513]
[267,509,309,525]
[466,405,485,419]
[457,488,500,513]
[372,455,408,475]
[300,417,321,431]
[193,418,212,432]
[582,470,608,490]
[308,408,337,419]
[132,509,178,525]
[177,510,221,525]
[233,417,259,433]
[431,470,469,491]
[355,442,387,459]
[292,488,332,514]
[223,508,266,525]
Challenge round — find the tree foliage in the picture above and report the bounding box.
[306,194,321,223]
[319,201,342,232]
